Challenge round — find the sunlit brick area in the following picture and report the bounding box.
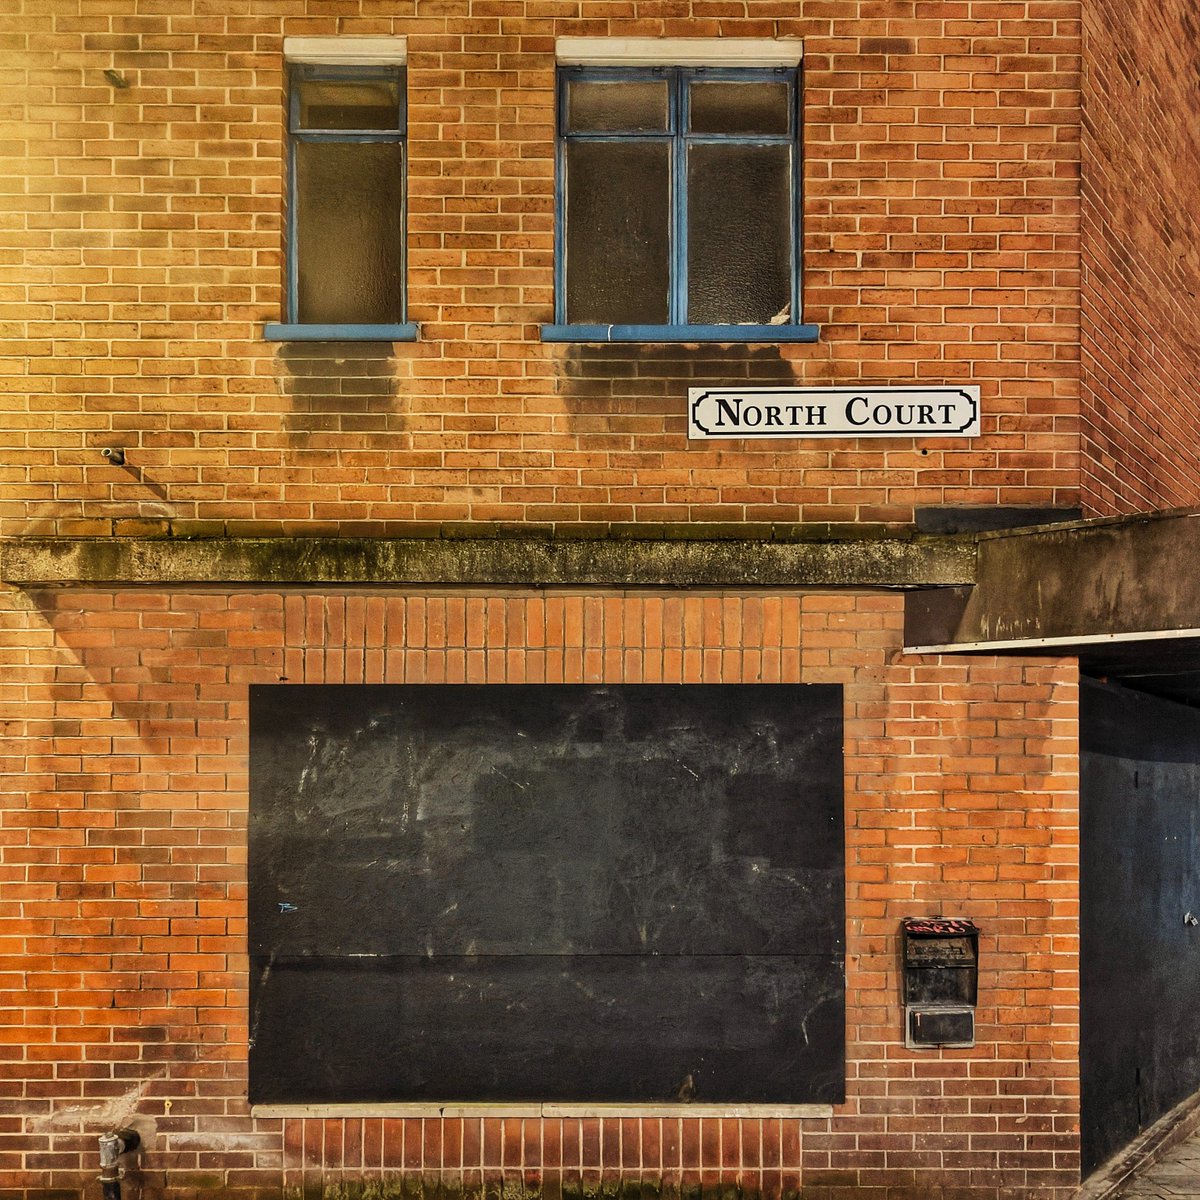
[0,0,1084,537]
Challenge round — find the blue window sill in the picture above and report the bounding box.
[540,323,820,344]
[264,323,419,342]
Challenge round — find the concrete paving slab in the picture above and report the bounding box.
[1115,1126,1200,1199]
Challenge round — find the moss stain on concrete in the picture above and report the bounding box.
[0,531,978,589]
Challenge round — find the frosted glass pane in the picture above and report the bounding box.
[565,140,670,325]
[687,143,792,324]
[296,141,404,324]
[296,77,402,131]
[566,80,669,132]
[688,81,790,135]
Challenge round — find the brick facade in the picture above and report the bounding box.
[0,589,1079,1197]
[1079,0,1200,515]
[2,0,1082,537]
[2,0,1179,1192]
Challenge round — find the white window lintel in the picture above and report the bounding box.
[555,37,802,67]
[283,36,407,65]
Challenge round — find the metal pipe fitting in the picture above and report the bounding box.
[98,1128,140,1200]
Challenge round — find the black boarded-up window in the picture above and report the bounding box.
[249,684,845,1105]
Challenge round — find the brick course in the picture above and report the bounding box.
[0,588,1079,1197]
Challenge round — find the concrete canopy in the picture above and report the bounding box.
[904,508,1200,704]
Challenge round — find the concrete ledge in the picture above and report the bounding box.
[906,507,1200,649]
[0,534,976,590]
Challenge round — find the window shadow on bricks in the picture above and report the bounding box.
[275,342,407,444]
[556,344,797,446]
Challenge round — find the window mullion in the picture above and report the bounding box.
[791,66,801,328]
[287,135,299,323]
[671,69,687,326]
[286,68,298,323]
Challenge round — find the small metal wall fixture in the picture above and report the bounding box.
[98,1127,140,1200]
[901,916,980,1049]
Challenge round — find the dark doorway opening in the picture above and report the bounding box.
[1081,678,1200,1174]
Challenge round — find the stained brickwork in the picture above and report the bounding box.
[0,589,1079,1197]
[0,0,1081,536]
[1079,0,1200,514]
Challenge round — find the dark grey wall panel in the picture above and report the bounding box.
[249,683,844,1104]
[1081,678,1200,1175]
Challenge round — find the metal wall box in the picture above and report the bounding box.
[901,917,980,1049]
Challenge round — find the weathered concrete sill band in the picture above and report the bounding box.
[0,534,975,589]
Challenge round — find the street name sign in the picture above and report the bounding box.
[688,386,981,440]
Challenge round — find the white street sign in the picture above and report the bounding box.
[688,386,981,439]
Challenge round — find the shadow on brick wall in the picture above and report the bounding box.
[557,344,795,438]
[275,342,406,443]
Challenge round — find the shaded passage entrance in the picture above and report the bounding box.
[1081,679,1200,1175]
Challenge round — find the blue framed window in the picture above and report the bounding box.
[543,66,817,344]
[266,64,416,342]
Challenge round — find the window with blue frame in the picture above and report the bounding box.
[546,66,814,343]
[276,64,410,336]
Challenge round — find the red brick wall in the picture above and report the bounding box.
[0,587,1080,1197]
[1,0,1082,537]
[1080,0,1200,514]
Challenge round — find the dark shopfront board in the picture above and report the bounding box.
[248,684,845,1105]
[1081,678,1200,1174]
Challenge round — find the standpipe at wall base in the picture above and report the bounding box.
[98,1128,140,1200]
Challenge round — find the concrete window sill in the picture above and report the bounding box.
[264,323,419,342]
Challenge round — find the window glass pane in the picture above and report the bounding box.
[687,143,792,324]
[565,141,670,325]
[295,140,404,324]
[296,76,402,131]
[688,80,790,135]
[565,79,669,132]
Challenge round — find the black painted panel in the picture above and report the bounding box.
[1081,678,1200,1175]
[250,684,843,958]
[249,684,845,1104]
[249,954,845,1104]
